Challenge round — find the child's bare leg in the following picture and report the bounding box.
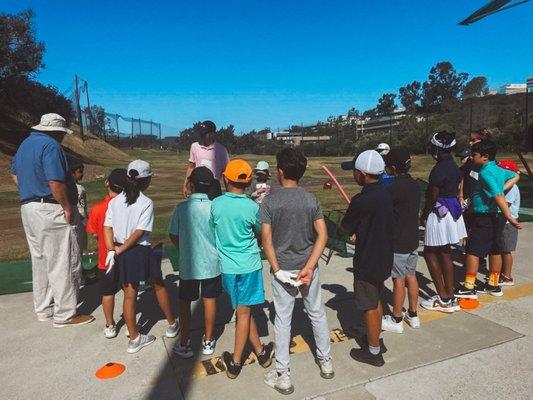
[233,306,251,364]
[151,280,176,325]
[424,246,446,298]
[179,299,191,345]
[102,294,115,326]
[203,298,216,341]
[405,274,419,312]
[365,301,383,348]
[392,277,405,318]
[439,245,454,298]
[501,252,513,277]
[123,283,139,340]
[248,314,264,355]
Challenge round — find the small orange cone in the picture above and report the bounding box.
[459,298,480,310]
[95,362,126,379]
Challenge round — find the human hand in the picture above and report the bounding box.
[274,270,302,287]
[105,250,116,274]
[182,185,190,199]
[64,208,73,224]
[296,267,313,286]
[510,218,523,230]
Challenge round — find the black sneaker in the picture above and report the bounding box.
[222,351,242,379]
[479,283,503,297]
[349,348,385,367]
[257,342,274,368]
[455,284,477,299]
[499,275,514,286]
[360,335,387,354]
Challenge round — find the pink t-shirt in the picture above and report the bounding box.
[189,141,230,180]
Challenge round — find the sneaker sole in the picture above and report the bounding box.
[454,293,478,299]
[221,356,240,379]
[274,385,295,395]
[381,326,404,334]
[499,282,514,287]
[202,349,215,356]
[53,317,95,328]
[172,352,194,359]
[314,359,335,379]
[488,291,504,297]
[165,331,179,338]
[420,305,455,313]
[127,338,156,354]
[104,333,118,339]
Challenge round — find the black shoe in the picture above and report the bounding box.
[479,283,503,297]
[455,284,477,299]
[222,351,242,379]
[350,348,385,367]
[257,342,274,368]
[360,335,387,354]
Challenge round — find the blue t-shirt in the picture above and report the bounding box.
[472,161,516,214]
[210,192,262,275]
[11,132,76,204]
[168,193,221,280]
[428,154,462,198]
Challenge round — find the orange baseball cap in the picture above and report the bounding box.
[224,159,253,184]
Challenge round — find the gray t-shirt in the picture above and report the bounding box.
[260,186,324,270]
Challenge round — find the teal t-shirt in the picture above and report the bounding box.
[168,193,221,280]
[471,161,516,214]
[210,192,262,275]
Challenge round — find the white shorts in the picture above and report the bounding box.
[424,212,467,247]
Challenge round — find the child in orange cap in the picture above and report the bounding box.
[211,159,274,379]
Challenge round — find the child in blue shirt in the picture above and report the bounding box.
[211,159,274,379]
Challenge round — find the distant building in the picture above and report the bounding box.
[499,84,527,95]
[271,131,331,146]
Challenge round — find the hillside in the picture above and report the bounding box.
[0,113,130,191]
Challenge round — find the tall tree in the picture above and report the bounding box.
[421,61,468,111]
[376,93,397,116]
[0,10,44,79]
[463,76,489,97]
[399,81,422,112]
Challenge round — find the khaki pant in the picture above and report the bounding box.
[21,202,82,323]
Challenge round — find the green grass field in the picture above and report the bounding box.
[1,149,531,262]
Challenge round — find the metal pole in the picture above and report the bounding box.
[74,75,84,139]
[159,123,162,148]
[131,117,134,149]
[115,114,120,146]
[469,97,473,133]
[526,88,529,149]
[150,120,153,148]
[84,80,92,135]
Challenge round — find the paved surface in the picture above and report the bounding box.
[1,225,533,400]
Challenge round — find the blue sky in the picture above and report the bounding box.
[3,0,533,134]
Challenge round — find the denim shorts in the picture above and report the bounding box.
[222,269,265,309]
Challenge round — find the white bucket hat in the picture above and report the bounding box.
[375,143,390,155]
[355,150,385,175]
[31,113,73,134]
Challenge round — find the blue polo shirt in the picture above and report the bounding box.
[428,153,462,198]
[472,161,516,214]
[210,192,262,275]
[11,132,76,203]
[168,193,221,280]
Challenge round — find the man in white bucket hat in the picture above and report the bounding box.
[11,113,95,327]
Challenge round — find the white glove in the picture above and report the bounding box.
[105,250,116,275]
[274,270,302,287]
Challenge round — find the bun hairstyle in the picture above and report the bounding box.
[124,168,150,205]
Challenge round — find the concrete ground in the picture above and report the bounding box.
[1,226,533,400]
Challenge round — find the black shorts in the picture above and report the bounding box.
[465,213,506,258]
[179,276,222,301]
[97,268,119,296]
[354,279,384,311]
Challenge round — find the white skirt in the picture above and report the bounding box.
[424,212,467,247]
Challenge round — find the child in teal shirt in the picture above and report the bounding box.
[211,159,273,379]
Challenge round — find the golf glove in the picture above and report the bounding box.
[275,270,302,287]
[105,250,116,274]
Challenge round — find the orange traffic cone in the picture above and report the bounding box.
[95,362,126,379]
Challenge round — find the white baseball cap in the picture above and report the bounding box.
[127,159,153,179]
[376,143,390,155]
[31,113,73,134]
[355,150,385,175]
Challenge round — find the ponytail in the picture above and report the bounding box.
[124,171,141,206]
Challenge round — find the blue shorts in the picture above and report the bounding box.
[222,269,265,309]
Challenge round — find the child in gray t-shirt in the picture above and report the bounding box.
[260,148,333,395]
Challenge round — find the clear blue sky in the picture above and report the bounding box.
[3,0,533,135]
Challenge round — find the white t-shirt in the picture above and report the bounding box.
[504,185,520,219]
[104,192,154,246]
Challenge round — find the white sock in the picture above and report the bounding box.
[369,345,380,355]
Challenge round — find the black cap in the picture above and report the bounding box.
[69,158,84,171]
[199,120,216,135]
[189,166,215,192]
[108,168,127,193]
[340,157,356,171]
[384,147,411,172]
[456,148,472,159]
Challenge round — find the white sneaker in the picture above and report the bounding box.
[202,337,217,355]
[103,324,118,339]
[172,340,193,358]
[316,357,334,379]
[420,295,454,313]
[403,312,420,329]
[165,320,179,338]
[381,315,404,333]
[450,298,461,312]
[127,334,156,354]
[264,370,294,395]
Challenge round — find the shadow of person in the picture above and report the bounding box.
[77,280,103,316]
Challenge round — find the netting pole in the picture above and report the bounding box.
[74,75,84,140]
[131,117,134,149]
[138,119,142,147]
[150,120,153,148]
[115,114,120,146]
[159,123,162,149]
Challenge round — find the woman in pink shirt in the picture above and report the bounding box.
[182,120,230,199]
